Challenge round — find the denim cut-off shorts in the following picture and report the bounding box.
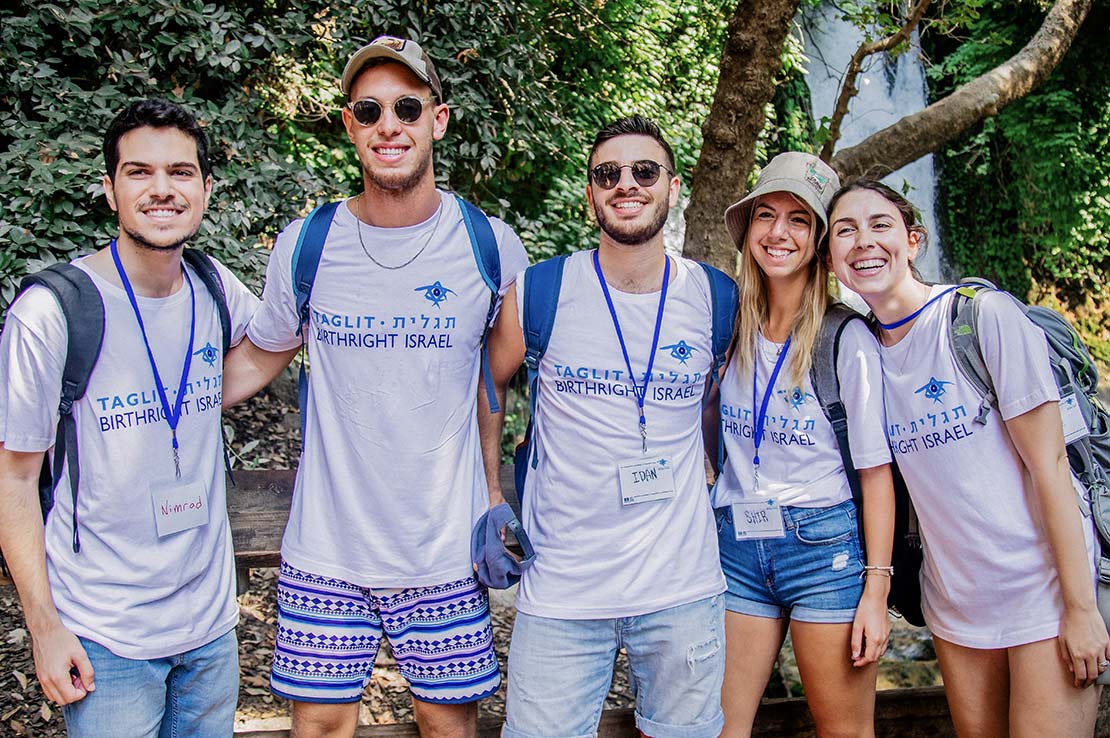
[716,499,865,623]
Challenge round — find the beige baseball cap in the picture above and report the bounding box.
[341,36,444,101]
[723,152,840,249]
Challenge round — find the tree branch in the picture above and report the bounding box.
[830,0,1093,181]
[819,0,931,162]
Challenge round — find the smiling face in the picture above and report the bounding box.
[745,191,816,284]
[586,134,679,247]
[827,187,921,301]
[103,126,212,252]
[342,61,449,195]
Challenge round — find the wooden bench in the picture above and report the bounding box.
[228,467,521,569]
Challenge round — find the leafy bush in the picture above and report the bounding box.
[0,0,341,302]
[0,0,733,313]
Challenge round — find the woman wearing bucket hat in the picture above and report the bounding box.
[825,180,1106,737]
[709,153,895,738]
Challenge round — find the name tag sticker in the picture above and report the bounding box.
[732,499,785,539]
[1060,393,1089,444]
[152,480,209,538]
[618,456,676,505]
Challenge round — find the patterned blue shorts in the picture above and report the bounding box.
[270,561,500,704]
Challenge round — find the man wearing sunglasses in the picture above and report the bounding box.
[221,36,528,738]
[482,116,729,738]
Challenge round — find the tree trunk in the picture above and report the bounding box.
[682,0,801,273]
[830,0,1093,181]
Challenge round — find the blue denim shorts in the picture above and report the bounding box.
[62,629,238,738]
[503,595,725,738]
[716,499,864,623]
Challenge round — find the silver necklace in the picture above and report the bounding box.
[354,194,442,270]
[758,332,785,363]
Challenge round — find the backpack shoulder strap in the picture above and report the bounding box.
[809,303,866,505]
[455,195,501,293]
[291,200,342,334]
[520,255,568,469]
[288,201,341,439]
[17,263,105,552]
[181,249,231,354]
[697,262,738,475]
[455,195,505,413]
[522,256,567,375]
[950,278,998,425]
[697,262,738,385]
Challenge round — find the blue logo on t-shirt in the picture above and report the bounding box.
[414,281,456,308]
[779,386,815,410]
[915,376,953,404]
[193,341,219,368]
[659,340,697,364]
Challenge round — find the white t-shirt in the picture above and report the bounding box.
[712,318,889,508]
[513,251,727,619]
[880,285,1096,649]
[247,191,528,588]
[0,255,257,659]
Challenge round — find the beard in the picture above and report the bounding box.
[121,221,199,253]
[364,146,433,193]
[593,197,670,246]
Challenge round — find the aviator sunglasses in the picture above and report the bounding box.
[589,160,673,190]
[347,95,435,126]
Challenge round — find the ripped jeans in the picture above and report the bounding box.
[502,595,724,738]
[716,499,865,623]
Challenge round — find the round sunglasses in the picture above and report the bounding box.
[589,160,674,190]
[347,95,435,126]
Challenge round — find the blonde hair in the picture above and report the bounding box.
[732,194,832,387]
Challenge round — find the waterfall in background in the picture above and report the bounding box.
[664,193,688,258]
[801,2,945,283]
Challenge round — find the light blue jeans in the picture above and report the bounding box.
[503,595,725,738]
[62,629,238,738]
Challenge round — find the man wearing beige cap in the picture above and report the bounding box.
[223,36,528,738]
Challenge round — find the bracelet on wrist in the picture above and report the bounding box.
[863,565,894,577]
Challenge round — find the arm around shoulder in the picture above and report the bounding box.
[221,336,300,408]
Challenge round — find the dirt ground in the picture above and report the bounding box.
[0,385,941,735]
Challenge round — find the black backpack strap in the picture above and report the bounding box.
[181,248,231,354]
[181,248,237,485]
[809,303,866,509]
[17,264,105,553]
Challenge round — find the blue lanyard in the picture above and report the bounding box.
[752,335,791,486]
[110,239,196,478]
[592,249,670,454]
[876,285,960,330]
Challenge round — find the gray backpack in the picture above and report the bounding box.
[950,278,1110,625]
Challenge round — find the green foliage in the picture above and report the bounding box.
[928,0,1110,341]
[0,0,339,302]
[0,0,732,311]
[508,0,734,260]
